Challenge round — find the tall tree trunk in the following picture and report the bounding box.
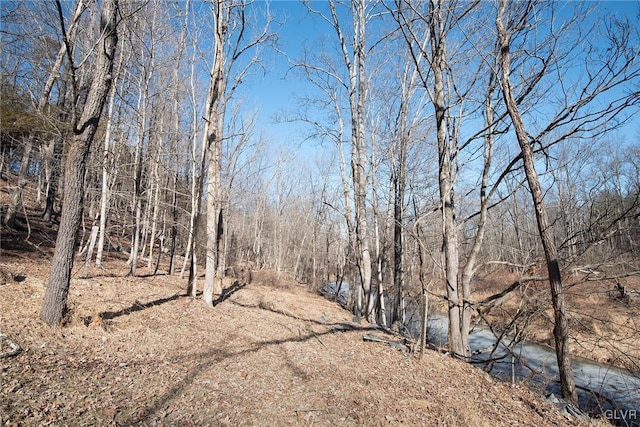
[146,115,163,269]
[428,0,465,358]
[41,0,119,326]
[96,45,124,266]
[182,42,203,287]
[392,149,406,325]
[496,0,577,404]
[392,64,414,325]
[333,94,356,316]
[127,42,153,276]
[169,0,189,275]
[202,0,228,307]
[128,123,144,276]
[459,73,497,357]
[328,0,373,322]
[184,111,206,296]
[371,129,387,327]
[169,158,179,275]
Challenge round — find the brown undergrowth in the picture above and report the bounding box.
[0,255,600,426]
[463,268,640,373]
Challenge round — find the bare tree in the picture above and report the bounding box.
[197,0,275,306]
[41,0,119,325]
[494,0,640,403]
[298,0,376,322]
[167,0,191,275]
[393,0,486,358]
[496,2,576,400]
[94,43,125,267]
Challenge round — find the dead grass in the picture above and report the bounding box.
[0,255,597,426]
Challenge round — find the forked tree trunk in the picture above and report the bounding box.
[41,0,119,326]
[496,0,577,404]
[459,74,497,357]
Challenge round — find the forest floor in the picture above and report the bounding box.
[0,253,604,427]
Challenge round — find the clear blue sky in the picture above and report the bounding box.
[235,0,639,166]
[236,1,331,161]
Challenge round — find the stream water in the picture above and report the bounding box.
[323,283,640,426]
[421,314,640,426]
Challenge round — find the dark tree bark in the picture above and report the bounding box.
[41,0,119,326]
[496,0,577,404]
[42,133,64,223]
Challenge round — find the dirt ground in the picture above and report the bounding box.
[0,253,600,427]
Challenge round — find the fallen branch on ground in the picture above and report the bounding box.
[0,332,22,358]
[362,333,411,352]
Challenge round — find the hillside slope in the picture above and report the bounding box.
[1,257,596,426]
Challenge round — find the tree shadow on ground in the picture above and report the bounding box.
[136,272,171,278]
[212,280,246,306]
[118,316,374,426]
[100,293,185,320]
[98,281,246,322]
[230,298,384,332]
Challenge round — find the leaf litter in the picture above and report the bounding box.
[0,258,603,426]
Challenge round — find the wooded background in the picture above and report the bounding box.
[1,0,639,404]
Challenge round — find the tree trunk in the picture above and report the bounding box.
[128,128,144,276]
[202,0,228,306]
[496,0,577,404]
[42,133,63,223]
[146,126,163,269]
[182,41,203,286]
[371,129,387,328]
[169,163,179,275]
[127,49,152,276]
[96,44,124,266]
[459,73,497,357]
[169,1,189,275]
[392,64,414,325]
[41,0,118,326]
[331,0,374,322]
[4,135,34,228]
[428,0,465,358]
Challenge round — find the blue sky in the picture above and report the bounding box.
[233,0,639,169]
[235,1,332,159]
